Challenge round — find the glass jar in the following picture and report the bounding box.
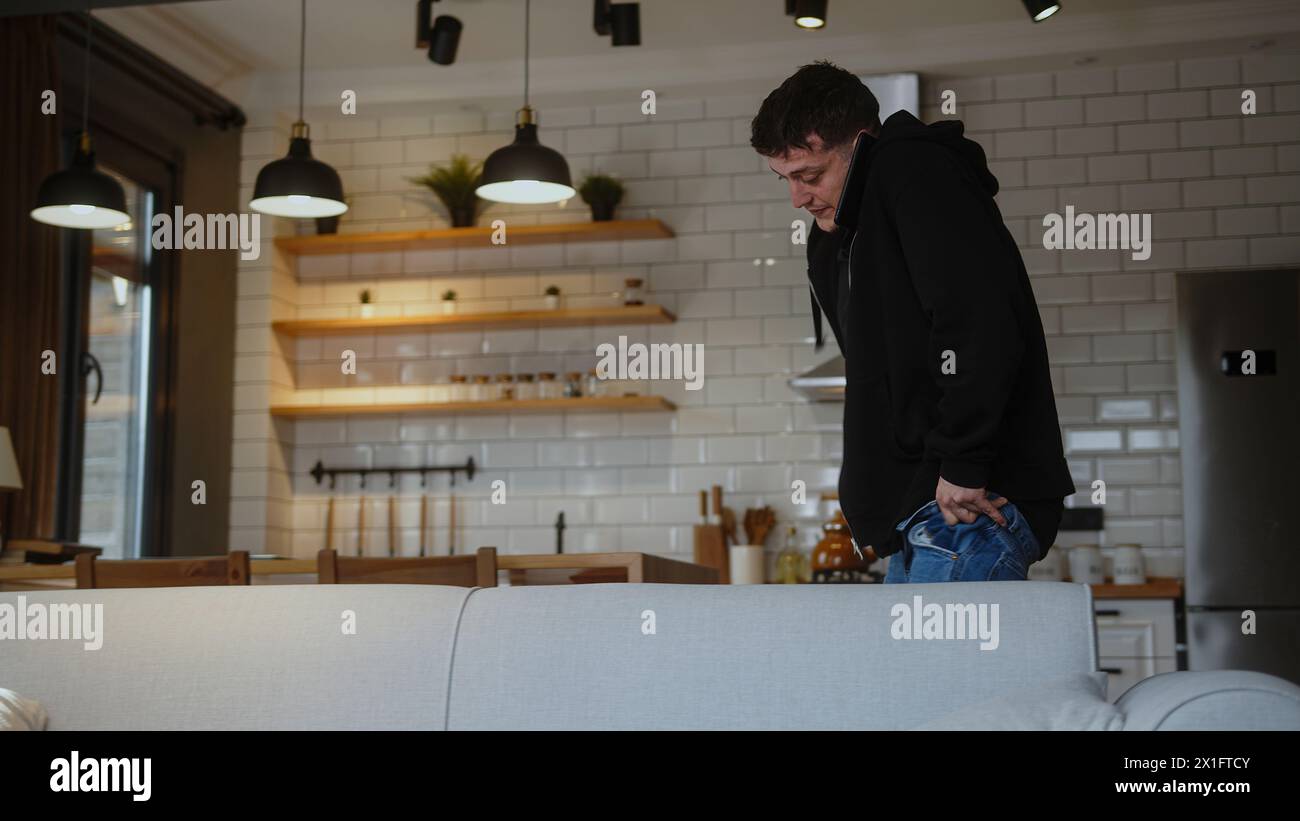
[537,372,561,400]
[564,371,584,398]
[775,526,803,584]
[449,374,469,402]
[472,374,492,402]
[495,373,515,401]
[514,373,537,400]
[584,368,601,398]
[623,277,644,306]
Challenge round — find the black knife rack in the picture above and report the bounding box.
[309,457,476,489]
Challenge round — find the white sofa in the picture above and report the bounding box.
[3,582,1298,730]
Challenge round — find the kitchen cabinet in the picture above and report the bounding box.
[1093,597,1180,702]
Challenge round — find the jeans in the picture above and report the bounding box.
[883,496,1040,583]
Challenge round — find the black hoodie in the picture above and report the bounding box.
[806,110,1075,559]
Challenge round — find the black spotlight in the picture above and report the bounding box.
[593,0,640,46]
[429,15,462,64]
[417,0,462,63]
[1022,0,1061,22]
[785,0,827,30]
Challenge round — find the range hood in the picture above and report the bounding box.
[789,356,845,402]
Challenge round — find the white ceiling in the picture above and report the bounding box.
[102,0,1206,70]
[95,0,1300,112]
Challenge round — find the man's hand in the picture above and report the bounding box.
[936,477,1008,527]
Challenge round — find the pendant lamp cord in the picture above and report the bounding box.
[81,8,93,138]
[298,0,306,122]
[524,0,530,108]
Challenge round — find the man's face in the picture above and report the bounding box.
[767,132,861,232]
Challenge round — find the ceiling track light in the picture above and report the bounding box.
[1022,0,1061,23]
[250,0,347,218]
[593,0,640,46]
[417,0,462,65]
[785,0,827,30]
[31,13,130,230]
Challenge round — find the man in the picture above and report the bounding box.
[751,61,1075,582]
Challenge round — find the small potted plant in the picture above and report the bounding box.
[578,173,625,222]
[543,285,561,310]
[359,288,375,318]
[441,289,457,315]
[409,154,484,228]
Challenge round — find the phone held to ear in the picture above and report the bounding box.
[833,131,872,231]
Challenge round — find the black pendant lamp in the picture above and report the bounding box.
[31,13,129,230]
[1022,0,1061,22]
[250,0,347,218]
[476,0,575,205]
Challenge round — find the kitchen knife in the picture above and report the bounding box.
[419,493,429,557]
[387,495,397,557]
[357,494,366,557]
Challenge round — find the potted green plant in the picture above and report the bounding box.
[578,173,625,222]
[359,288,375,318]
[409,154,484,228]
[544,284,561,310]
[441,289,457,315]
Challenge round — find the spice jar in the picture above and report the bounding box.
[515,373,537,400]
[537,372,560,400]
[623,277,644,306]
[472,374,492,402]
[495,373,515,400]
[584,368,601,398]
[449,374,469,402]
[564,371,584,398]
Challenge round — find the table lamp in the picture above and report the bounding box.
[0,427,23,553]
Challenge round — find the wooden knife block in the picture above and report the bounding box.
[693,524,729,584]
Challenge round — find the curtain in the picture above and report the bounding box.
[0,15,63,541]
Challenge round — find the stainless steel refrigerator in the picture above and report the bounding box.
[1176,268,1300,684]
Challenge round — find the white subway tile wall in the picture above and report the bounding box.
[229,54,1300,577]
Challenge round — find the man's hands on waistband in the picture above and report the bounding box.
[936,476,1008,528]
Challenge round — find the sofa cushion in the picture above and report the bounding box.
[915,672,1123,730]
[447,581,1098,730]
[0,688,47,731]
[0,585,471,730]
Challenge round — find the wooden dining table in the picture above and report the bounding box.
[0,550,720,589]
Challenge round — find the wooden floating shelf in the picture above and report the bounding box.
[272,304,676,336]
[274,218,674,256]
[269,395,676,418]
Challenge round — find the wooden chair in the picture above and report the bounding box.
[75,551,252,589]
[317,546,497,587]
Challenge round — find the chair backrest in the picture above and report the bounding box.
[75,551,251,589]
[317,546,497,587]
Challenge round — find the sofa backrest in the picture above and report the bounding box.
[1,580,1097,730]
[447,581,1098,730]
[0,585,469,730]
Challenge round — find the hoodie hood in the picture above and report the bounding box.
[872,109,999,196]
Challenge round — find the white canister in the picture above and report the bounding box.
[729,545,765,585]
[1027,544,1065,581]
[1112,543,1146,585]
[1068,544,1105,585]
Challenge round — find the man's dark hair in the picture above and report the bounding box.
[750,60,881,157]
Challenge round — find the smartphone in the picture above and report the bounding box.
[833,131,872,231]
